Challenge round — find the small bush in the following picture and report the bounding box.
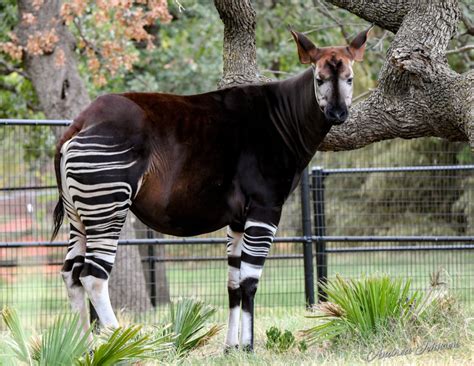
[302,272,463,348]
[265,326,307,353]
[165,297,223,356]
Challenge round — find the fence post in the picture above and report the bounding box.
[147,228,157,307]
[300,168,315,308]
[311,167,328,302]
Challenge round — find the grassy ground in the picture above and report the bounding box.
[160,307,474,366]
[2,286,474,364]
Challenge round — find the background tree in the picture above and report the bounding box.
[0,0,173,312]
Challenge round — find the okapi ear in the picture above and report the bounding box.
[289,26,320,64]
[348,25,373,62]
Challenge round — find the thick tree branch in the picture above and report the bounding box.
[319,0,473,150]
[324,0,410,33]
[215,0,472,149]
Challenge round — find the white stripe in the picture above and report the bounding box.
[226,307,240,347]
[244,220,277,234]
[240,311,252,346]
[240,262,263,280]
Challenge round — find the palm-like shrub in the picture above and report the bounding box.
[79,325,173,365]
[1,308,172,365]
[302,274,446,345]
[166,298,223,356]
[1,298,222,364]
[1,308,93,365]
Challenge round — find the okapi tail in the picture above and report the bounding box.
[51,147,65,242]
[50,116,86,242]
[51,198,64,242]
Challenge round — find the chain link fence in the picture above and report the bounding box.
[0,120,472,329]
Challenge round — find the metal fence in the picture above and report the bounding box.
[0,119,473,329]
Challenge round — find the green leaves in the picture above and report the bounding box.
[302,274,441,345]
[167,298,223,356]
[1,308,92,366]
[1,307,33,365]
[265,326,307,353]
[79,325,172,366]
[265,326,295,353]
[35,314,92,366]
[0,298,220,364]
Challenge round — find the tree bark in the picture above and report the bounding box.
[109,216,153,313]
[16,0,153,313]
[16,0,90,119]
[214,0,270,87]
[136,222,171,305]
[318,0,473,150]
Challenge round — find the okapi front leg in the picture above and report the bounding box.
[225,226,243,350]
[240,220,277,351]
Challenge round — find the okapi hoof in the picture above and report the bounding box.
[223,345,239,355]
[241,344,254,353]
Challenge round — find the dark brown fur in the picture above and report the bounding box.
[54,69,330,237]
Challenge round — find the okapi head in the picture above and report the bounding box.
[290,26,372,125]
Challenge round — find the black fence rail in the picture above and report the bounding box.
[1,119,473,328]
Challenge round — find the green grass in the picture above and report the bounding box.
[1,297,473,365]
[160,307,474,366]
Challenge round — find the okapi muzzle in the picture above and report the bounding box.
[290,25,373,125]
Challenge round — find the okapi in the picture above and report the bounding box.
[51,27,371,351]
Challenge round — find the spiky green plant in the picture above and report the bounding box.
[1,307,92,366]
[167,298,223,356]
[33,314,92,365]
[78,324,173,365]
[302,274,440,345]
[1,307,33,365]
[1,307,173,365]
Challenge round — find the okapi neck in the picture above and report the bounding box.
[266,68,330,168]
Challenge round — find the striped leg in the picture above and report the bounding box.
[62,136,140,328]
[240,220,277,351]
[61,222,89,331]
[225,226,243,350]
[77,185,132,328]
[60,147,89,331]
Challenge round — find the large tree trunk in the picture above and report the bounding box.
[16,0,89,120]
[214,0,473,148]
[16,0,152,314]
[214,0,270,87]
[109,216,153,313]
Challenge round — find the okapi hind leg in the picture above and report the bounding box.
[62,134,144,329]
[61,222,89,332]
[79,193,133,329]
[224,225,243,351]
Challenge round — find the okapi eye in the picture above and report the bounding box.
[316,78,324,86]
[347,78,353,85]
